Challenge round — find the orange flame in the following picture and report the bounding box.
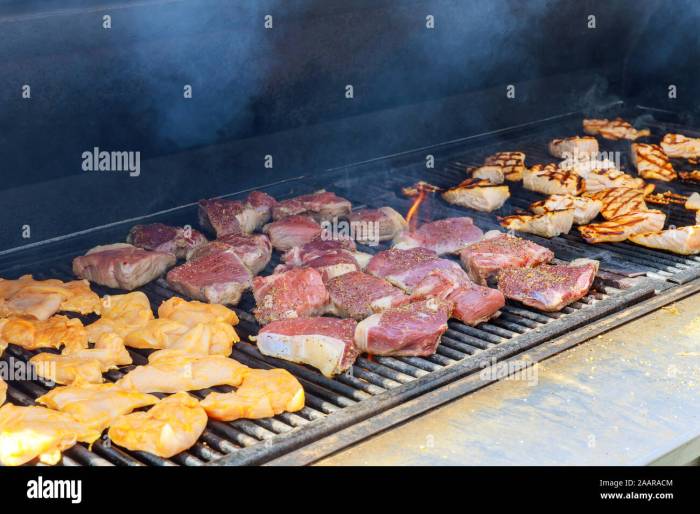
[406,189,426,230]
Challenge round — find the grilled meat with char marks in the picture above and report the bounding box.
[523,164,585,195]
[483,151,526,181]
[582,187,649,220]
[441,178,510,212]
[628,225,700,255]
[578,210,666,244]
[529,194,602,225]
[548,136,599,160]
[631,143,677,182]
[499,209,574,238]
[583,118,650,140]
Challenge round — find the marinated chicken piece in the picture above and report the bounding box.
[499,209,575,238]
[256,317,358,376]
[631,143,677,182]
[529,194,602,225]
[354,298,452,356]
[628,225,700,255]
[0,404,100,466]
[497,259,598,312]
[326,271,410,320]
[252,268,329,325]
[72,243,176,290]
[116,349,249,393]
[198,191,276,237]
[157,297,239,327]
[272,190,352,222]
[441,178,510,212]
[0,378,6,406]
[582,168,649,193]
[108,392,207,459]
[578,210,666,244]
[30,333,133,385]
[166,247,253,305]
[37,382,158,434]
[263,215,322,252]
[123,318,190,349]
[85,292,154,342]
[344,207,408,244]
[467,165,505,184]
[0,315,88,352]
[127,223,208,259]
[559,157,620,177]
[459,231,554,284]
[548,136,599,160]
[660,133,700,159]
[582,187,649,220]
[187,233,272,275]
[583,118,650,140]
[393,217,483,255]
[483,151,526,181]
[0,275,101,320]
[201,368,305,421]
[685,192,700,211]
[523,164,585,195]
[125,318,238,355]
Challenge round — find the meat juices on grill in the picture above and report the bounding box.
[198,191,276,237]
[72,243,176,291]
[344,207,408,244]
[166,247,253,305]
[272,190,352,222]
[263,215,322,252]
[392,217,484,255]
[256,317,359,376]
[366,247,504,326]
[459,231,554,285]
[548,136,599,160]
[252,268,330,325]
[354,298,452,357]
[127,223,208,259]
[187,233,272,275]
[497,259,598,312]
[326,271,410,320]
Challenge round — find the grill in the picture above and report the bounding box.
[2,106,700,466]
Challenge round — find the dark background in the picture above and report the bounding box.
[0,0,698,249]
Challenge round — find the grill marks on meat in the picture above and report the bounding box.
[484,151,526,181]
[127,223,207,259]
[354,299,452,356]
[441,179,511,212]
[393,217,483,255]
[499,209,574,238]
[631,143,677,182]
[73,243,176,291]
[660,133,700,159]
[256,317,359,376]
[263,215,322,252]
[523,164,585,195]
[272,190,351,222]
[253,268,329,325]
[548,136,599,160]
[166,248,252,305]
[580,168,649,193]
[497,259,598,312]
[198,191,276,237]
[188,233,272,275]
[326,271,409,320]
[578,210,666,244]
[345,207,407,243]
[582,187,649,220]
[530,194,602,225]
[459,232,554,285]
[583,118,650,141]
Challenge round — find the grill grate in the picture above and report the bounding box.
[2,109,699,466]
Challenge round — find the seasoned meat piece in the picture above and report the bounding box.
[72,243,176,290]
[272,190,352,222]
[459,231,554,284]
[345,207,408,244]
[252,268,329,325]
[256,317,358,376]
[127,223,207,258]
[326,271,410,320]
[263,215,322,252]
[187,233,272,275]
[497,259,598,312]
[393,217,483,255]
[198,191,276,237]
